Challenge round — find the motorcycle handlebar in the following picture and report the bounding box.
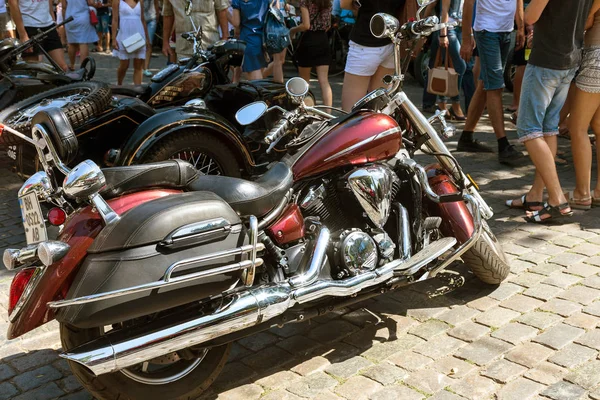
[264,117,290,144]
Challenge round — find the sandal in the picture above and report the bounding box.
[525,202,573,224]
[510,112,517,126]
[563,191,592,210]
[505,194,544,212]
[555,157,568,166]
[505,106,518,113]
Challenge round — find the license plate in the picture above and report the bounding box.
[19,192,47,245]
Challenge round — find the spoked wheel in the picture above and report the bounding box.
[60,323,231,400]
[0,81,111,146]
[462,220,510,284]
[140,129,243,177]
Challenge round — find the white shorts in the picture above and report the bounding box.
[344,41,395,76]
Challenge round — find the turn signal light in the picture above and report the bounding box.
[8,268,36,316]
[48,208,67,226]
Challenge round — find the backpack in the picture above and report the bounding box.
[263,3,291,55]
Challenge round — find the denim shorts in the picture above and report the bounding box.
[516,64,577,142]
[146,19,157,46]
[473,30,511,91]
[96,13,110,34]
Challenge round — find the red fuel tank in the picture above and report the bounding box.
[292,111,401,180]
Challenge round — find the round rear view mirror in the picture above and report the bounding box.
[285,77,309,99]
[235,101,268,126]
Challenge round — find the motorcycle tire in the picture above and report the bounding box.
[140,129,243,177]
[60,323,231,400]
[0,81,111,146]
[461,220,510,285]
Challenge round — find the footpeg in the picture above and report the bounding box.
[423,217,442,231]
[394,237,456,276]
[427,270,465,298]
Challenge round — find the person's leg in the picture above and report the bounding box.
[247,69,263,80]
[447,29,466,118]
[368,65,394,92]
[341,41,377,111]
[315,65,332,107]
[272,49,286,83]
[511,65,526,112]
[559,82,576,136]
[96,23,104,51]
[67,44,77,70]
[591,107,600,199]
[298,66,311,84]
[79,44,89,64]
[568,87,600,201]
[144,19,156,73]
[117,59,129,85]
[458,80,490,151]
[342,72,370,111]
[422,32,439,111]
[133,58,144,84]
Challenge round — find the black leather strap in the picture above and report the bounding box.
[30,108,78,164]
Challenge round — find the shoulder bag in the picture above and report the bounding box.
[427,46,459,98]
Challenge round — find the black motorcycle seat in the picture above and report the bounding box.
[100,160,198,200]
[37,68,85,83]
[110,84,150,97]
[187,162,293,217]
[31,108,78,164]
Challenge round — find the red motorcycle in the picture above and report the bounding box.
[1,5,508,399]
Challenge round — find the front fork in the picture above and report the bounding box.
[389,91,494,220]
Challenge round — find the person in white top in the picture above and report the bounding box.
[456,0,526,166]
[0,0,16,38]
[8,0,67,70]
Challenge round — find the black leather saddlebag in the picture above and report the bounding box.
[56,191,250,328]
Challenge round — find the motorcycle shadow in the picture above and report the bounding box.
[201,262,499,399]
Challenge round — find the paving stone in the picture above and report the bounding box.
[12,382,64,400]
[533,323,585,350]
[559,286,600,305]
[551,253,589,267]
[57,375,82,393]
[525,361,568,385]
[212,362,257,390]
[449,373,498,400]
[548,343,597,368]
[255,371,301,390]
[500,294,544,313]
[369,385,425,400]
[482,359,527,383]
[511,272,546,288]
[582,275,600,290]
[312,392,344,400]
[408,319,451,340]
[454,336,513,366]
[334,376,382,400]
[229,342,252,361]
[277,335,321,356]
[447,321,490,342]
[583,301,600,317]
[340,308,383,327]
[428,391,466,400]
[575,329,600,350]
[506,342,555,368]
[291,356,331,376]
[523,283,564,301]
[259,390,304,400]
[497,377,545,400]
[360,334,425,362]
[13,365,62,391]
[217,384,263,400]
[342,325,391,350]
[543,272,583,289]
[324,356,373,379]
[503,242,531,256]
[567,263,600,278]
[287,372,338,398]
[529,263,564,276]
[58,391,93,400]
[565,360,600,389]
[520,252,552,264]
[491,322,538,345]
[412,334,465,360]
[539,298,584,317]
[0,382,17,400]
[0,364,15,382]
[308,320,360,344]
[467,296,500,311]
[488,283,524,301]
[361,362,408,385]
[9,349,61,373]
[474,307,520,328]
[437,306,480,326]
[572,243,600,257]
[541,381,587,400]
[241,346,293,371]
[554,235,586,248]
[403,368,452,395]
[433,356,477,379]
[564,312,600,330]
[387,351,433,371]
[237,332,280,352]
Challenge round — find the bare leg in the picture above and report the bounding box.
[145,44,152,70]
[486,88,506,139]
[559,83,576,134]
[246,69,263,80]
[367,66,394,92]
[272,49,286,83]
[341,72,370,112]
[67,44,77,70]
[510,65,525,112]
[463,80,486,132]
[315,65,332,107]
[106,32,111,52]
[568,88,600,200]
[117,59,129,85]
[97,31,104,51]
[133,58,144,85]
[78,44,89,65]
[593,108,600,199]
[298,66,311,84]
[473,57,480,83]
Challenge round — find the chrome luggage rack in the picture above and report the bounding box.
[47,216,263,309]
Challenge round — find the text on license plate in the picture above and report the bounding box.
[19,192,48,245]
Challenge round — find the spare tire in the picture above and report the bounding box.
[0,81,111,146]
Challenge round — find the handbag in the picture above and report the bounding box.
[89,7,99,26]
[122,32,145,54]
[427,46,459,98]
[263,2,291,55]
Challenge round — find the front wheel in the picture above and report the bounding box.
[60,323,231,400]
[461,220,510,284]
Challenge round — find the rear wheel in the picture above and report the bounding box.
[461,220,510,284]
[140,130,243,177]
[60,323,231,400]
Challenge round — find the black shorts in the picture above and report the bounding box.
[512,46,527,66]
[295,30,331,68]
[23,25,63,55]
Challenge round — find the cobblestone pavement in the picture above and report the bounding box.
[1,53,600,400]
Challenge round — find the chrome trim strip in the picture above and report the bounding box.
[89,193,120,225]
[9,266,46,322]
[288,226,330,288]
[164,218,231,242]
[323,126,402,162]
[246,216,258,287]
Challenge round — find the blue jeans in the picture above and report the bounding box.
[96,12,110,34]
[146,19,157,47]
[516,64,577,142]
[473,30,511,91]
[423,28,473,110]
